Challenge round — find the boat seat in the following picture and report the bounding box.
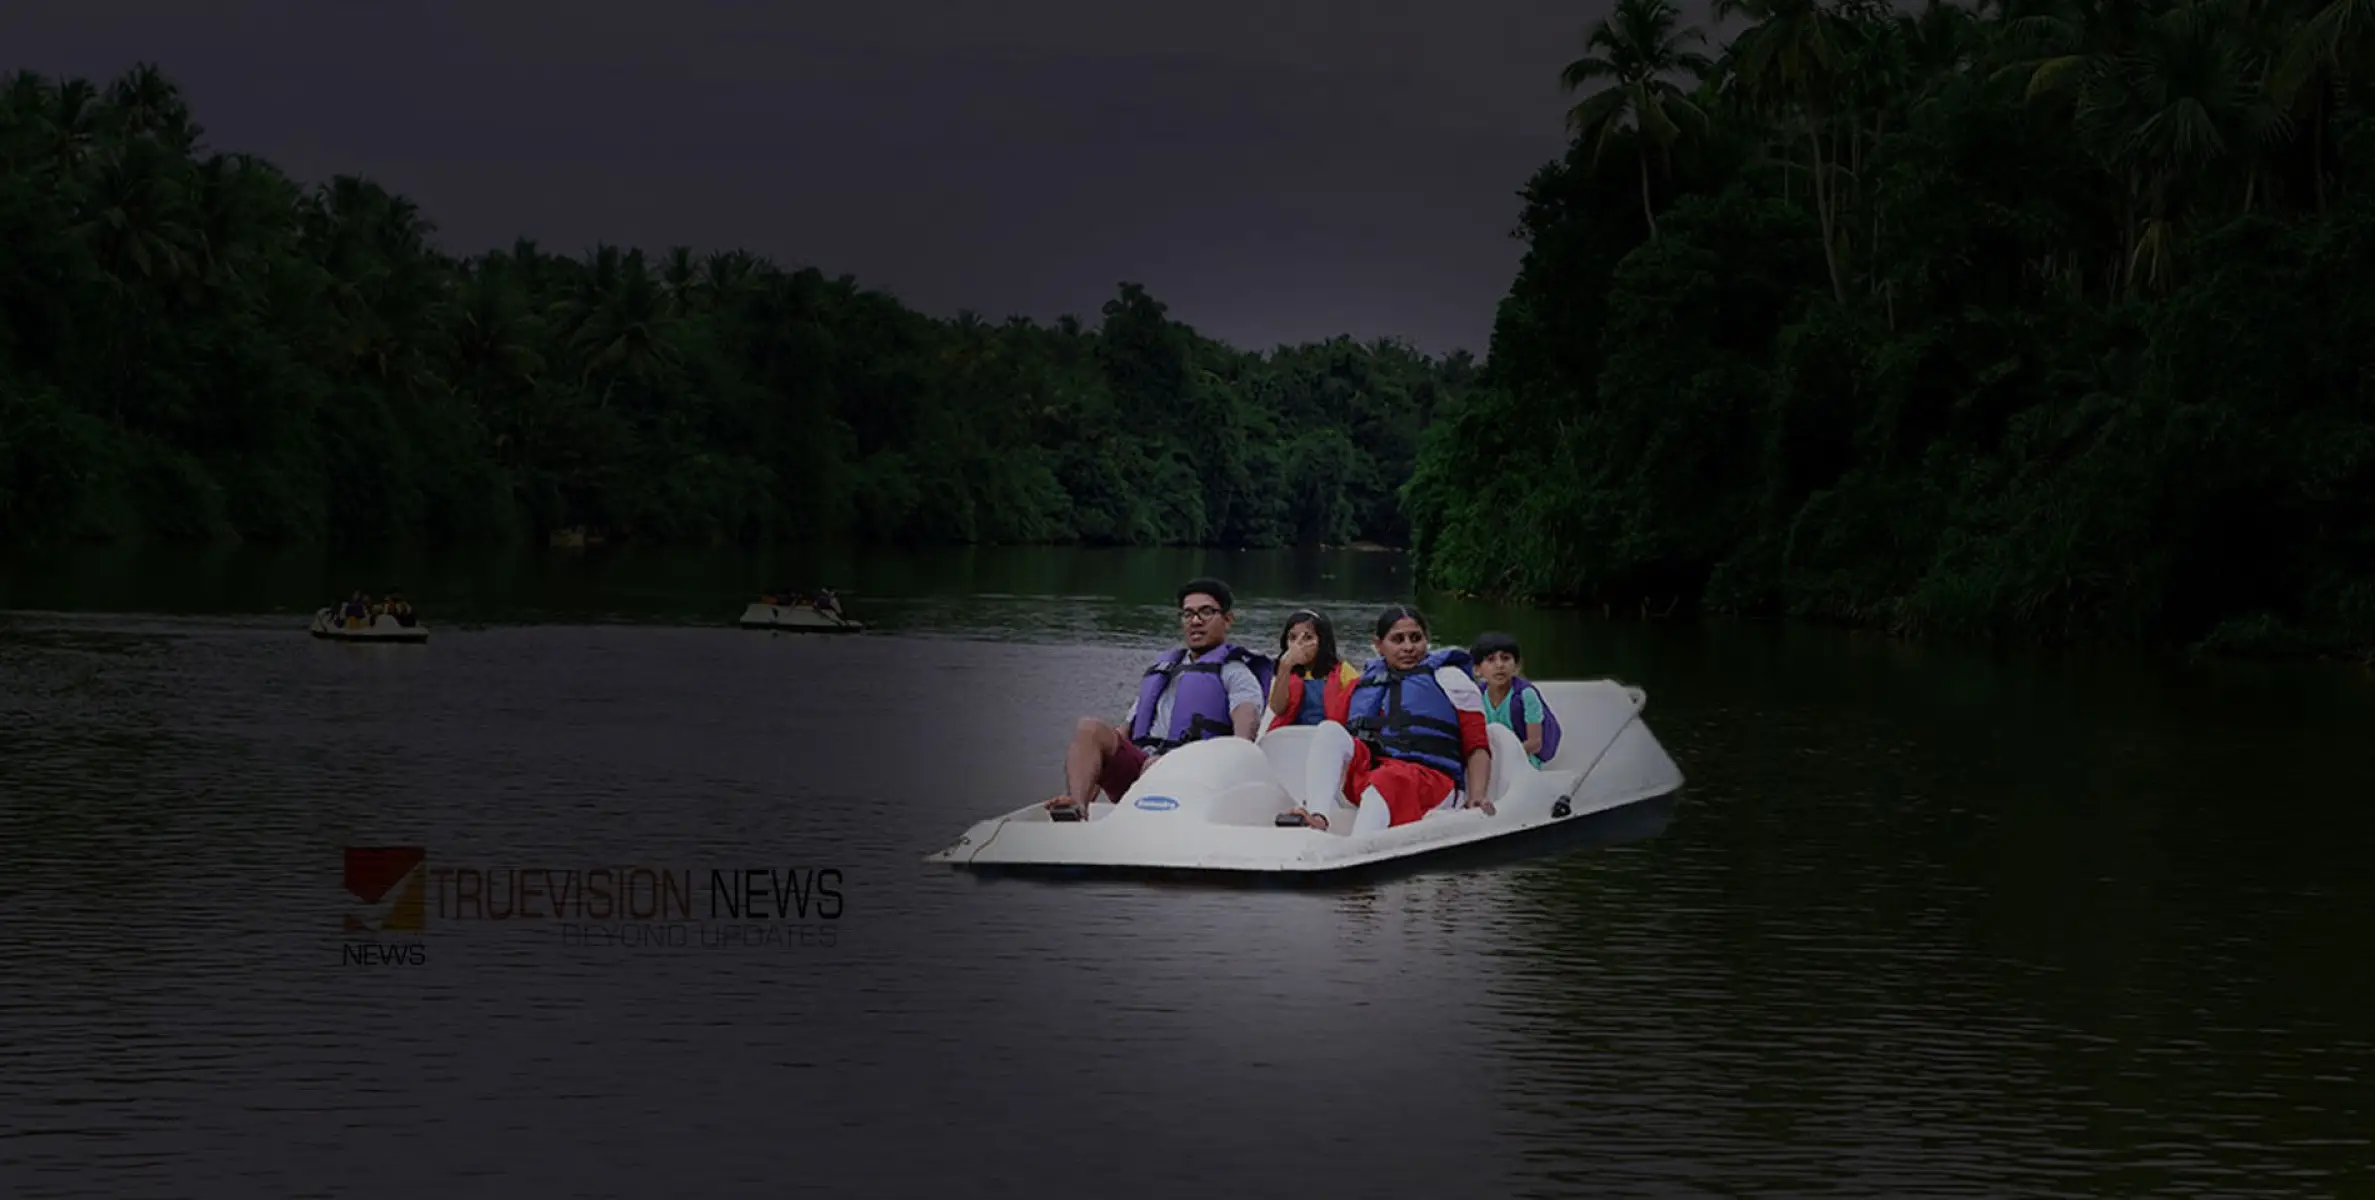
[1482,723,1529,806]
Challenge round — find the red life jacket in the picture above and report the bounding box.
[1267,661,1361,731]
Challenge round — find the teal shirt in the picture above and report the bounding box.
[1481,683,1546,767]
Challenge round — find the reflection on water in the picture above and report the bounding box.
[2,546,2372,1198]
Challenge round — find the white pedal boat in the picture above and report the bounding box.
[738,602,865,632]
[310,608,430,643]
[925,679,1684,876]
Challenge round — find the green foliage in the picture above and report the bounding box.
[1410,0,2375,659]
[0,67,1466,553]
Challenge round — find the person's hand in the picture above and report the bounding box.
[1280,641,1314,669]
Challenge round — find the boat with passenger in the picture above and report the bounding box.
[739,587,864,633]
[924,678,1682,877]
[311,591,429,643]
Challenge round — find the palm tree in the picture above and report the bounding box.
[1560,0,1717,238]
[1715,0,1855,300]
[2273,0,2375,211]
[564,246,682,404]
[2114,5,2274,291]
[2004,0,2273,293]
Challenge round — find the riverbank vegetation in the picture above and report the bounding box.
[1406,0,2375,659]
[0,67,1464,554]
[11,16,2372,662]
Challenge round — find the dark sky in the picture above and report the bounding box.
[5,0,1630,357]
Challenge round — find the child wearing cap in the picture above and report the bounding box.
[1470,631,1561,768]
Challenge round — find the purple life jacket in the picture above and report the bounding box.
[1125,643,1275,752]
[1505,677,1563,762]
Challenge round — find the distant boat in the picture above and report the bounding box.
[737,599,864,633]
[310,607,430,644]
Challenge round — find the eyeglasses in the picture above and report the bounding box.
[1180,605,1224,622]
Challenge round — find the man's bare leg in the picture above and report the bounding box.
[1046,718,1120,810]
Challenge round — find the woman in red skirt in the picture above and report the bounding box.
[1278,604,1494,834]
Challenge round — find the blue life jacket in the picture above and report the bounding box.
[1126,643,1276,753]
[1502,677,1563,762]
[1344,647,1476,785]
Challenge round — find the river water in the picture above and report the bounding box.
[2,544,2370,1198]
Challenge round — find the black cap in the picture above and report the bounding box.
[1177,577,1234,612]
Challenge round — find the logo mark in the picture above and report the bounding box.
[1133,795,1179,811]
[344,846,427,933]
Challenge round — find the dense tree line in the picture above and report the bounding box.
[1407,0,2375,659]
[0,66,1467,554]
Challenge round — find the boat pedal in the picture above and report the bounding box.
[1048,803,1084,823]
[1274,811,1307,827]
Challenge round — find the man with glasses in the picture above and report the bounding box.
[1043,577,1274,821]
